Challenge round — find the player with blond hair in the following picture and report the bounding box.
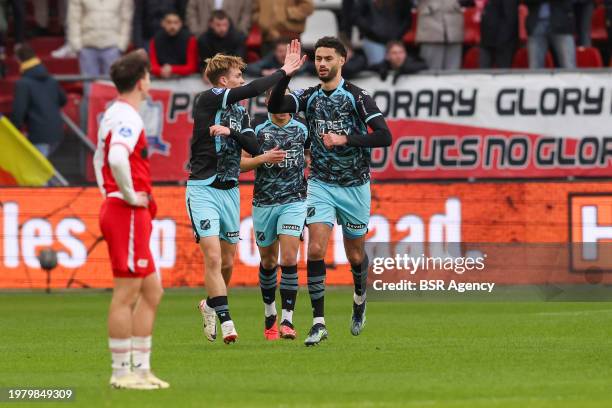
[188,42,305,344]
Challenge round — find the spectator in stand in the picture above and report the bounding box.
[370,40,428,82]
[0,0,25,77]
[197,9,246,69]
[479,0,518,68]
[354,0,413,66]
[415,0,473,70]
[133,0,179,50]
[253,0,314,54]
[245,38,299,77]
[573,0,595,47]
[186,0,252,38]
[525,0,576,68]
[68,0,134,77]
[338,42,369,79]
[11,45,67,157]
[150,10,198,78]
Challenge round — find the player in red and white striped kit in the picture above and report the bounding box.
[93,50,168,390]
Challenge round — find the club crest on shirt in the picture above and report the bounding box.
[118,127,132,137]
[140,98,171,157]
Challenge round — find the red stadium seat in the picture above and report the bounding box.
[246,24,262,50]
[402,11,418,45]
[62,93,82,131]
[0,78,17,115]
[41,57,80,75]
[246,50,260,63]
[5,58,20,77]
[576,46,603,67]
[462,46,480,69]
[29,37,66,58]
[519,4,529,42]
[512,47,554,68]
[463,8,481,45]
[591,6,607,41]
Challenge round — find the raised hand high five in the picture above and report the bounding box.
[281,39,307,77]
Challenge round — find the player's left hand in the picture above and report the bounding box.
[210,125,231,137]
[322,133,348,149]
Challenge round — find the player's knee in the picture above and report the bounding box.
[260,258,277,270]
[307,241,326,260]
[280,251,297,267]
[145,285,164,307]
[221,263,234,276]
[205,255,223,272]
[346,250,365,267]
[113,286,140,306]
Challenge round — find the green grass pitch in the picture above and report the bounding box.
[1,288,611,407]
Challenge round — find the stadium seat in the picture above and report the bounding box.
[402,11,418,45]
[5,58,20,77]
[246,50,260,63]
[301,10,338,49]
[29,37,65,58]
[245,24,262,51]
[591,6,607,41]
[0,78,16,115]
[41,57,80,75]
[576,46,603,67]
[62,93,82,132]
[462,47,480,69]
[463,8,481,45]
[511,47,554,68]
[518,4,529,42]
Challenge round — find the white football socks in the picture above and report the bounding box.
[264,301,276,317]
[132,336,152,373]
[313,317,325,326]
[354,292,366,305]
[109,338,131,377]
[281,309,293,324]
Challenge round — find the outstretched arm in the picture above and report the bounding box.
[224,39,306,107]
[267,74,299,113]
[267,40,307,113]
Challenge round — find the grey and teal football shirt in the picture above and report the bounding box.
[283,78,385,187]
[252,116,309,207]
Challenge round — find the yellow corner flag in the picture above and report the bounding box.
[0,116,56,186]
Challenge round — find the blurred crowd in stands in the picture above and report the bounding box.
[1,0,611,180]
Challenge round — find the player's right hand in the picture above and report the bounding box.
[132,192,150,208]
[263,147,287,164]
[281,39,307,77]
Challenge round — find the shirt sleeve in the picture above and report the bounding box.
[355,88,384,126]
[229,110,260,156]
[110,119,143,154]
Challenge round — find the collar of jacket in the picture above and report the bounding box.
[20,57,42,73]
